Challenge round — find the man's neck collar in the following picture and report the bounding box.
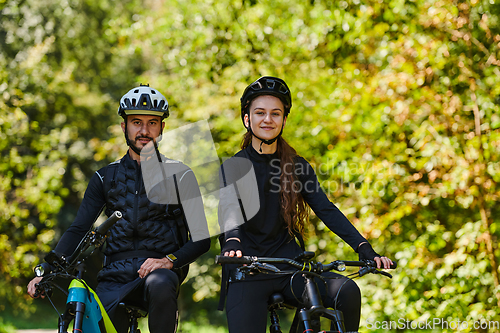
[128,148,141,163]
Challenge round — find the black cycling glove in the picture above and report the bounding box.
[221,239,243,256]
[357,242,381,261]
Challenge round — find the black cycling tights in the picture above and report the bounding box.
[226,272,361,333]
[98,269,180,333]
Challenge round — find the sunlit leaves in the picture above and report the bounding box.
[2,0,500,330]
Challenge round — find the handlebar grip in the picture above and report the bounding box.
[215,255,253,265]
[95,211,122,235]
[365,259,398,269]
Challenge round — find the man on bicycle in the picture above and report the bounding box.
[27,85,211,333]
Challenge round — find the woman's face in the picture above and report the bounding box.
[245,95,286,141]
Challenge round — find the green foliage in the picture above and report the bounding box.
[0,0,139,315]
[2,0,500,332]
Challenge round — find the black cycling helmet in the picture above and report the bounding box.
[240,76,292,124]
[240,76,292,151]
[118,84,169,119]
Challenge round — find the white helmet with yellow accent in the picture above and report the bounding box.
[118,84,169,119]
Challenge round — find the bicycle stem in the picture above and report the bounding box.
[75,262,86,280]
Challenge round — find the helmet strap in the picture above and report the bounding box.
[123,122,141,156]
[153,139,169,184]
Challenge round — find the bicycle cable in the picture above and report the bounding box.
[331,275,354,311]
[330,268,366,311]
[66,231,93,267]
[289,270,329,306]
[43,287,64,322]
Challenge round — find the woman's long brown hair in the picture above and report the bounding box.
[241,131,309,238]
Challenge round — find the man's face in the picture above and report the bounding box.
[121,114,165,153]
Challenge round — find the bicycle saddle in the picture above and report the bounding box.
[118,302,148,318]
[268,293,294,310]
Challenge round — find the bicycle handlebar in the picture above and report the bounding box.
[66,210,123,264]
[95,211,122,235]
[215,255,397,273]
[330,259,397,270]
[35,211,123,278]
[34,211,123,296]
[215,255,258,265]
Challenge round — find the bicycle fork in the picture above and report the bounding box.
[58,301,85,333]
[300,276,346,333]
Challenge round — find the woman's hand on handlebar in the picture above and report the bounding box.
[358,242,394,269]
[373,256,394,270]
[27,277,44,298]
[222,238,243,257]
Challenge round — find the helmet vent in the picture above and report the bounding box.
[240,76,292,122]
[118,85,169,118]
[266,79,275,89]
[251,82,262,91]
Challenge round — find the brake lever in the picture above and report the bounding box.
[359,267,393,279]
[255,262,280,273]
[33,286,41,298]
[34,282,53,298]
[358,266,375,277]
[239,262,280,274]
[376,270,393,279]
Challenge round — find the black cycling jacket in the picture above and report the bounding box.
[55,152,210,283]
[219,144,367,261]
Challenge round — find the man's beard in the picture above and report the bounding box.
[131,135,155,153]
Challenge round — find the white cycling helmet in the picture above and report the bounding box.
[118,84,169,119]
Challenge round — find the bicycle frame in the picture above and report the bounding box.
[59,278,117,333]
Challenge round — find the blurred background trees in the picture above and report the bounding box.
[1,0,499,332]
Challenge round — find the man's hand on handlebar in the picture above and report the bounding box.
[27,277,44,298]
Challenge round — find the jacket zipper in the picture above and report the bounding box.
[133,163,141,272]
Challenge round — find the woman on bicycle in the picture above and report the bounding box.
[218,76,393,333]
